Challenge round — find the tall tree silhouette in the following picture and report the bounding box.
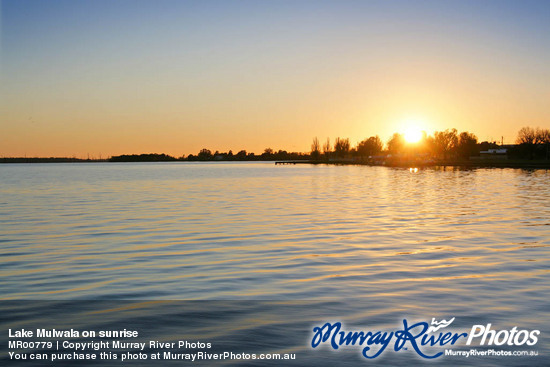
[357,136,383,159]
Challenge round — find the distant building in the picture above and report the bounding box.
[478,148,508,159]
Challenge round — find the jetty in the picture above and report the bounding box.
[275,161,312,165]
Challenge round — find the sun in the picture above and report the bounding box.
[403,125,423,143]
[396,117,431,144]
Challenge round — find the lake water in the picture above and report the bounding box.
[1,162,549,366]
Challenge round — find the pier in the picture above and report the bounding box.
[275,161,311,165]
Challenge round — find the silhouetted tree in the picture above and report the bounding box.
[236,150,247,160]
[334,137,350,158]
[433,129,458,160]
[322,138,331,160]
[356,136,383,159]
[416,131,433,156]
[456,131,478,159]
[516,127,536,145]
[260,148,274,160]
[536,128,550,159]
[311,137,321,161]
[275,150,288,160]
[515,127,538,159]
[197,149,212,160]
[387,133,405,155]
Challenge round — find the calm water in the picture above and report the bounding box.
[1,162,549,365]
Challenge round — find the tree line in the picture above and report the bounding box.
[310,126,550,162]
[104,126,549,163]
[108,149,309,162]
[3,125,546,163]
[513,127,550,160]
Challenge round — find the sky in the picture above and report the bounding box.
[1,0,550,158]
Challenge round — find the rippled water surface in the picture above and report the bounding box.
[1,163,549,365]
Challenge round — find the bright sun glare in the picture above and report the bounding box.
[403,125,423,143]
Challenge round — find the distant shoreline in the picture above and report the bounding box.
[1,157,549,169]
